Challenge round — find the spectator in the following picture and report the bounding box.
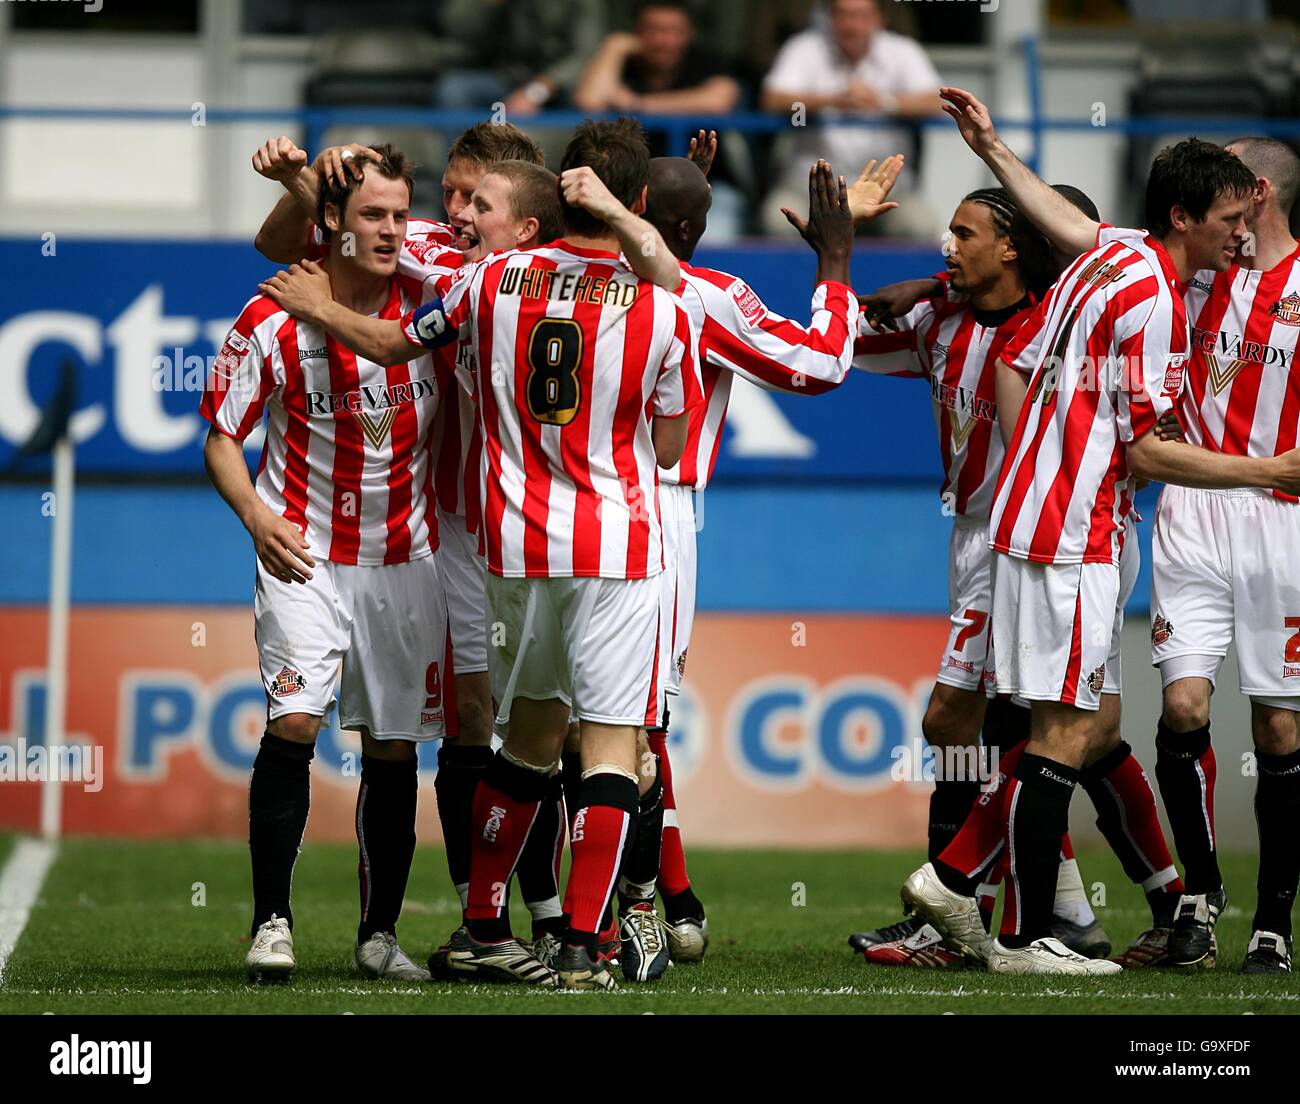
[573,0,747,240]
[759,0,942,239]
[435,0,607,114]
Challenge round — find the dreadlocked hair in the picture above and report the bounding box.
[963,187,1018,238]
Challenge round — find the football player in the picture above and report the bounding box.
[204,146,449,982]
[901,88,1300,975]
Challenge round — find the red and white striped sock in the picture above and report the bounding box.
[464,752,551,939]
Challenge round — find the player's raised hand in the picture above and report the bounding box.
[560,166,627,224]
[252,136,308,183]
[782,160,853,258]
[847,155,903,223]
[940,87,1000,156]
[314,143,383,190]
[248,508,315,584]
[687,129,718,178]
[259,260,333,324]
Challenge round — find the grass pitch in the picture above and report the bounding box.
[0,834,1295,1015]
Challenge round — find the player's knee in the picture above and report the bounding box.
[1089,721,1122,759]
[360,732,417,761]
[268,712,321,745]
[455,697,495,747]
[921,696,977,749]
[1162,681,1210,732]
[1251,708,1300,756]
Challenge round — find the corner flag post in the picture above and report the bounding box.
[40,431,74,841]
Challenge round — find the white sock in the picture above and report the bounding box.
[1053,858,1096,926]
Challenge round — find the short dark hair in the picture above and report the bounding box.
[316,143,413,244]
[485,160,565,244]
[1050,183,1100,224]
[448,122,544,170]
[1144,137,1256,237]
[1225,136,1300,217]
[558,118,651,237]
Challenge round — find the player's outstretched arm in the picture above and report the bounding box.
[204,428,316,583]
[858,277,945,332]
[259,261,422,366]
[252,137,315,262]
[1129,431,1300,495]
[560,167,682,291]
[941,87,1098,258]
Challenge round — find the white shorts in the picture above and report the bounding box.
[658,482,698,701]
[255,554,448,741]
[1151,485,1300,710]
[992,530,1138,711]
[436,505,489,676]
[936,518,997,695]
[486,573,663,727]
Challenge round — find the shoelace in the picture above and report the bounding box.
[621,909,672,954]
[876,918,920,943]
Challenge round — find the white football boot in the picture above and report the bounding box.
[900,863,993,964]
[988,936,1123,976]
[354,931,431,981]
[246,914,295,980]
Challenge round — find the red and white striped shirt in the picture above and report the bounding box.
[665,268,857,489]
[1181,243,1300,502]
[201,278,447,566]
[404,240,700,579]
[990,226,1188,565]
[854,294,1034,519]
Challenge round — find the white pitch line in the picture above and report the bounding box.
[2,984,1295,1004]
[0,838,58,985]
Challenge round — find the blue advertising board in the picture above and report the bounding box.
[0,237,944,482]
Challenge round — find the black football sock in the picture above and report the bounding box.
[433,742,493,905]
[518,772,565,935]
[929,776,982,862]
[249,731,315,935]
[982,696,1031,757]
[1252,746,1300,939]
[1080,740,1184,928]
[933,857,982,898]
[1154,720,1222,894]
[663,886,706,924]
[356,753,418,944]
[618,756,664,910]
[998,754,1077,949]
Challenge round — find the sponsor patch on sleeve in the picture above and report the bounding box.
[731,280,766,324]
[1161,354,1187,397]
[213,331,252,381]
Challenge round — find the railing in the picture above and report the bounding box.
[7,29,1300,178]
